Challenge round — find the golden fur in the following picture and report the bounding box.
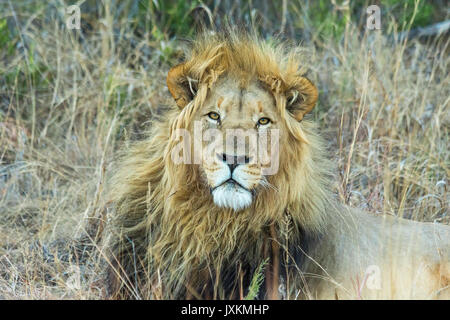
[103,30,450,299]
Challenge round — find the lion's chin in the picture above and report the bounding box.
[211,182,252,212]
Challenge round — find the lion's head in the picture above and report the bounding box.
[106,30,334,299]
[165,31,319,212]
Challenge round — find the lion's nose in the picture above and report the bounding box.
[218,153,251,173]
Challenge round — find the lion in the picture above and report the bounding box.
[103,30,450,300]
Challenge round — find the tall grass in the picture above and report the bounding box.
[0,0,448,299]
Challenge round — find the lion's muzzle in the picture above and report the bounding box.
[207,153,258,211]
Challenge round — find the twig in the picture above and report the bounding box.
[279,0,287,34]
[398,20,450,41]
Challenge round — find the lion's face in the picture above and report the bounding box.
[166,42,319,212]
[190,77,283,211]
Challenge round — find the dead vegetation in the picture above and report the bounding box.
[0,0,448,299]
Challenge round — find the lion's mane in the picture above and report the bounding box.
[104,30,339,299]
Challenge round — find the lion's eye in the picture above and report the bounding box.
[207,112,221,121]
[257,117,271,126]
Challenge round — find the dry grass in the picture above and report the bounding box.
[0,1,448,299]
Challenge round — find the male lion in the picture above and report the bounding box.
[104,31,449,299]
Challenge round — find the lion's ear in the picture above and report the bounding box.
[286,77,318,121]
[167,63,198,108]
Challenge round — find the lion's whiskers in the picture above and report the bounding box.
[259,177,279,193]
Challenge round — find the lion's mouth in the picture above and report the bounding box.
[212,178,249,193]
[211,179,253,211]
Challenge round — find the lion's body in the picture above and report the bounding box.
[299,208,449,299]
[103,31,450,300]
